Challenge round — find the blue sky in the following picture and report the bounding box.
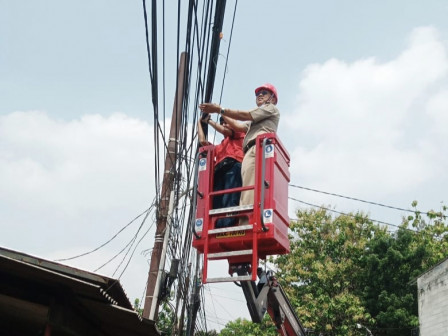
[2,0,448,331]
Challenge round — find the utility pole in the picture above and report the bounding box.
[143,52,187,320]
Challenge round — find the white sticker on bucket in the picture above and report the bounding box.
[199,158,207,171]
[195,218,203,232]
[263,209,273,223]
[265,144,274,158]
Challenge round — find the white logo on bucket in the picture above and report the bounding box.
[199,158,207,171]
[195,218,203,232]
[265,144,274,158]
[263,209,273,223]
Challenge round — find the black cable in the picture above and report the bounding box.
[289,197,444,238]
[112,207,153,277]
[117,219,155,280]
[139,1,237,331]
[289,184,445,218]
[142,0,154,84]
[218,0,238,105]
[206,0,238,145]
[54,206,153,262]
[142,0,161,204]
[94,233,138,273]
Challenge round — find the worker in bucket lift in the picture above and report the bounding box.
[199,83,280,217]
[197,114,245,228]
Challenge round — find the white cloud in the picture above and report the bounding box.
[286,26,448,200]
[0,110,158,260]
[0,111,154,212]
[0,110,159,302]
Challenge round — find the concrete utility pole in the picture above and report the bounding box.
[143,52,187,320]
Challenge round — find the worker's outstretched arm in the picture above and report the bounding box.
[222,115,248,133]
[205,115,233,137]
[199,103,253,121]
[197,118,211,146]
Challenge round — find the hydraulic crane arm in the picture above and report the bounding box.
[234,266,307,336]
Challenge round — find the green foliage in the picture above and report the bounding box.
[133,299,178,335]
[219,315,277,336]
[273,208,377,335]
[156,302,176,335]
[133,298,143,315]
[360,203,448,335]
[269,205,448,335]
[195,330,219,335]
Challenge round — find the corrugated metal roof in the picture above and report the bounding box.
[0,247,132,308]
[0,246,160,336]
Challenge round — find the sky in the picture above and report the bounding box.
[1,0,448,332]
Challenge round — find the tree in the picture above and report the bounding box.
[133,298,143,315]
[360,202,448,335]
[195,330,219,336]
[270,204,448,335]
[219,315,278,336]
[207,202,447,335]
[156,301,176,335]
[273,208,378,335]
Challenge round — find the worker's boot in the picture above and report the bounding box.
[228,262,252,277]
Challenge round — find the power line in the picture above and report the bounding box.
[217,0,238,105]
[289,196,409,230]
[54,206,154,262]
[289,183,445,218]
[289,197,443,239]
[140,0,239,330]
[116,219,155,280]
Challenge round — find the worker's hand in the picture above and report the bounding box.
[202,113,211,123]
[200,140,212,146]
[199,103,220,114]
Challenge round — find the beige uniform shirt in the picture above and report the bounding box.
[242,103,280,149]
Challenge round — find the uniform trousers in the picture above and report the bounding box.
[240,145,256,206]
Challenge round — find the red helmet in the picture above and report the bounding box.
[255,83,278,103]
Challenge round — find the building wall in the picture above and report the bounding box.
[417,258,448,336]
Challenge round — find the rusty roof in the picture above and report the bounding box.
[0,246,160,336]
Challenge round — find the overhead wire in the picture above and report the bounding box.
[289,196,445,239]
[52,2,236,331]
[111,204,155,277]
[204,285,219,325]
[142,0,161,204]
[217,0,237,105]
[54,205,155,262]
[207,0,238,144]
[116,218,156,280]
[289,183,444,218]
[161,1,220,332]
[140,0,239,332]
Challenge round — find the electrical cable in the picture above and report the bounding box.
[289,183,445,218]
[112,207,153,277]
[139,1,238,331]
[217,0,237,105]
[289,196,445,238]
[117,220,156,280]
[94,235,139,273]
[54,206,154,262]
[289,196,411,229]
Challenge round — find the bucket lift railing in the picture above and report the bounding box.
[192,132,290,283]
